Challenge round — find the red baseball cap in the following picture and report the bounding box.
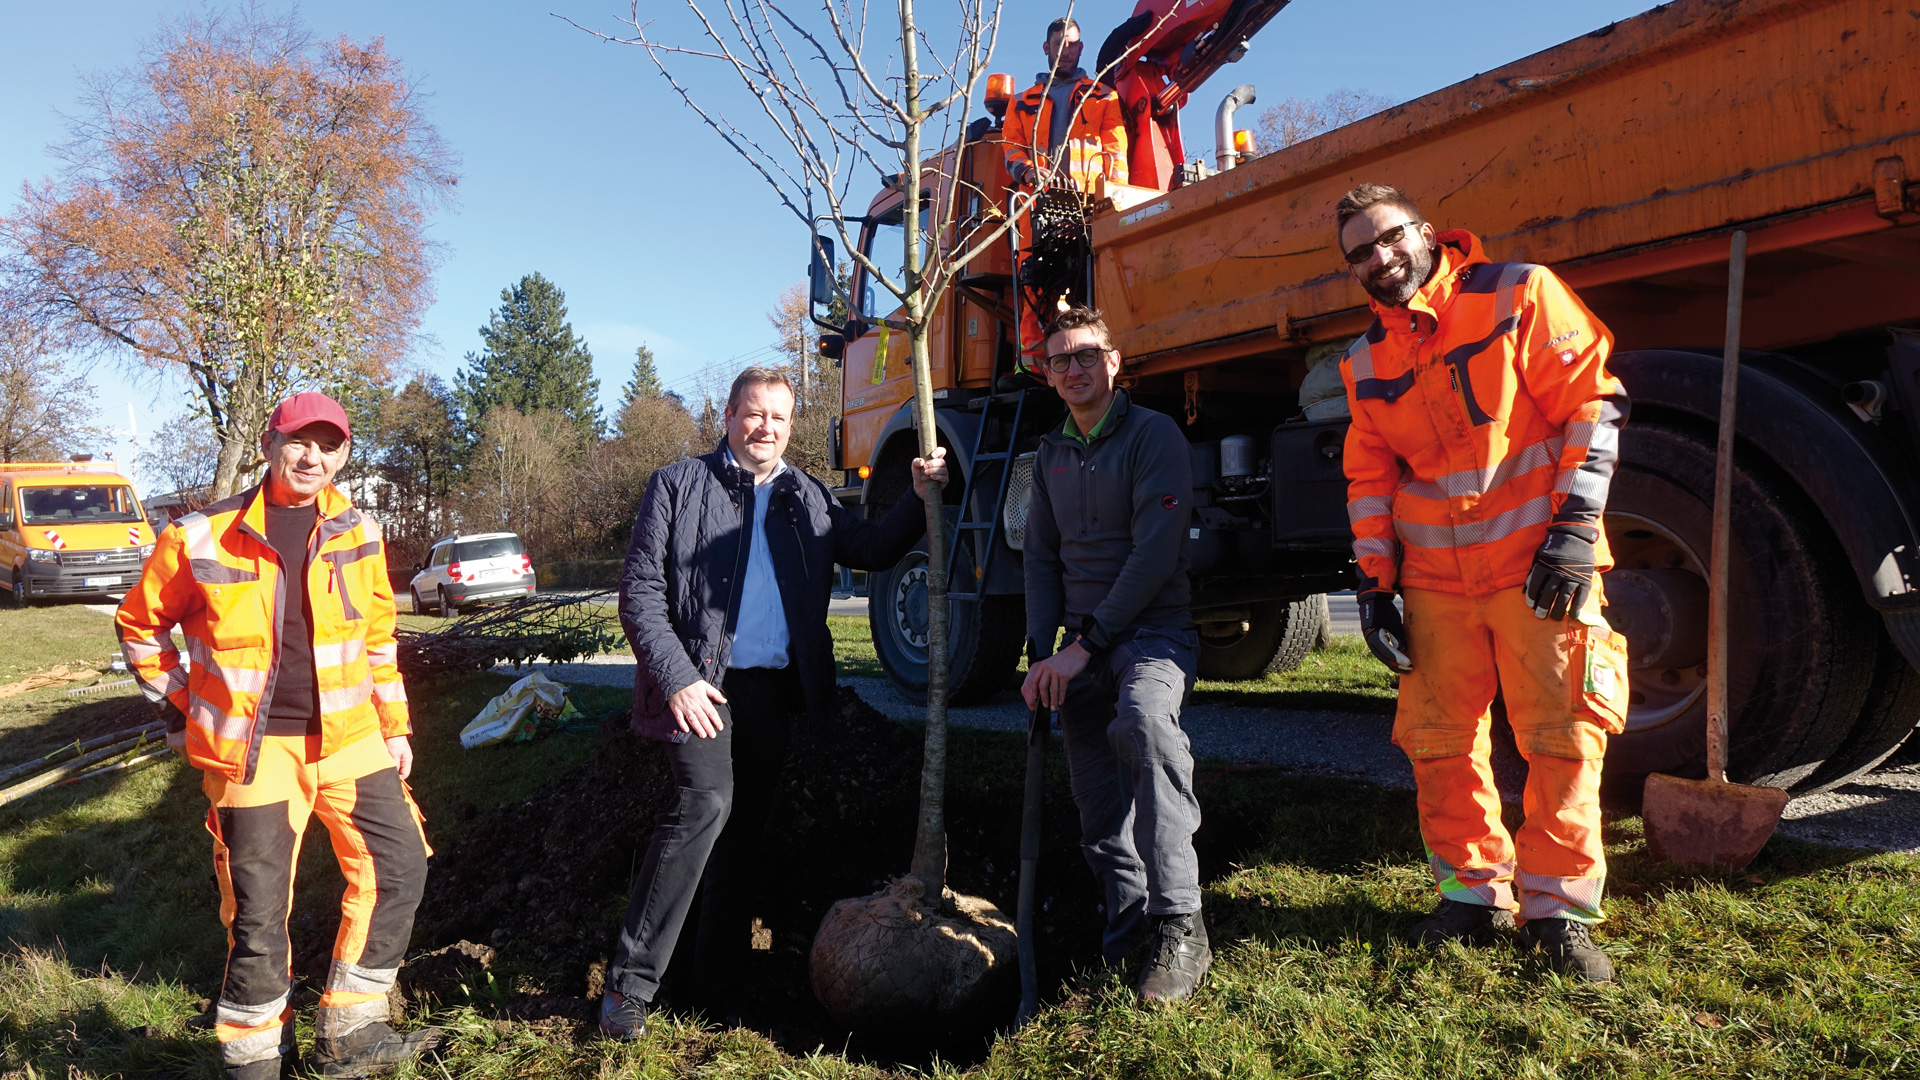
[267,391,351,440]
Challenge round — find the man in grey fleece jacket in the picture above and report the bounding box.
[1021,304,1210,1003]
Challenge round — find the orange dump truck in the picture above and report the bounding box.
[824,0,1920,794]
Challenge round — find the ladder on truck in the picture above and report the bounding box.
[945,385,1031,603]
[945,189,1042,604]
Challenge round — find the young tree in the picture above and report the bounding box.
[135,412,221,500]
[567,0,1132,1023]
[1254,88,1394,153]
[456,273,603,447]
[2,10,456,498]
[0,313,100,462]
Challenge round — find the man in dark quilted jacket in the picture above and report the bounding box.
[599,366,945,1036]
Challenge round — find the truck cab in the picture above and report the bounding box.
[1,461,157,605]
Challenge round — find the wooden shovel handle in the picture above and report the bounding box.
[1707,231,1748,783]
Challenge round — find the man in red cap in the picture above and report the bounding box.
[118,392,440,1079]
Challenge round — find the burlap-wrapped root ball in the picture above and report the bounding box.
[809,875,1017,1025]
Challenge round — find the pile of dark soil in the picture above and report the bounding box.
[396,686,1276,1068]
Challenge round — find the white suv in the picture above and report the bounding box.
[409,532,536,615]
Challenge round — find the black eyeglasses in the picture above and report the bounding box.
[1044,346,1109,373]
[1343,221,1422,265]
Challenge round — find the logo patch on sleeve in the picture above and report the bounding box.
[1161,494,1179,509]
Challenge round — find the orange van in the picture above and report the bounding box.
[0,461,157,605]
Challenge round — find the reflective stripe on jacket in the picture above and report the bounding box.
[1340,230,1629,596]
[1002,76,1129,189]
[115,483,408,782]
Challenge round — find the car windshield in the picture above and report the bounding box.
[454,537,523,561]
[19,484,145,525]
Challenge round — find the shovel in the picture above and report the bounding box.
[1642,229,1789,869]
[1014,639,1051,1026]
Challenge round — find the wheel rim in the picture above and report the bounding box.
[1604,510,1709,733]
[889,553,931,662]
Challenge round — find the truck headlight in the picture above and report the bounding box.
[27,549,58,564]
[139,544,155,559]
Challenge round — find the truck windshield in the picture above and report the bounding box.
[20,485,145,526]
[861,206,907,320]
[454,536,523,561]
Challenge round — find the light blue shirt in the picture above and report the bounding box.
[726,448,791,669]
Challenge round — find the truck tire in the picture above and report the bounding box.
[1601,422,1878,793]
[5,571,23,609]
[1196,596,1326,680]
[1795,617,1920,792]
[869,536,1025,706]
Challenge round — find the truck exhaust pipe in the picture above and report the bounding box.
[1215,84,1257,172]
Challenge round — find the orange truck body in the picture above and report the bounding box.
[843,0,1919,470]
[832,0,1920,789]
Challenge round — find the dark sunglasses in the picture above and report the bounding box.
[1343,221,1422,265]
[1044,346,1109,373]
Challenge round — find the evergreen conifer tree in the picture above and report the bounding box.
[456,273,602,445]
[619,345,663,407]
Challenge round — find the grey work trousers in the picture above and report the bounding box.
[1057,628,1202,963]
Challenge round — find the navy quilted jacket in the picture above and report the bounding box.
[620,444,927,740]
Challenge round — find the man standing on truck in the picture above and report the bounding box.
[599,367,946,1038]
[117,392,438,1078]
[1021,305,1209,1003]
[1335,184,1631,982]
[1002,16,1129,360]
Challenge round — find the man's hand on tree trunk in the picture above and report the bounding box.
[911,447,948,500]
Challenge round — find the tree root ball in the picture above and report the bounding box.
[809,876,1017,1026]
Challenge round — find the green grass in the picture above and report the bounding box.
[0,601,123,685]
[1192,636,1401,713]
[7,612,1918,1078]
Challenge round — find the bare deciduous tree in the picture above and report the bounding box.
[2,10,456,499]
[135,411,221,500]
[1254,88,1395,153]
[0,311,100,463]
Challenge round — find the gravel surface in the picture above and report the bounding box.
[502,650,1920,855]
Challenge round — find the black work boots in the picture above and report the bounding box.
[1410,898,1517,945]
[1521,917,1615,983]
[1136,909,1212,1003]
[1410,900,1615,983]
[598,989,648,1041]
[314,1021,444,1078]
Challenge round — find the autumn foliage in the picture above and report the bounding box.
[1,11,455,498]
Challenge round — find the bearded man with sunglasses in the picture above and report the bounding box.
[1334,183,1631,982]
[1020,305,1207,1003]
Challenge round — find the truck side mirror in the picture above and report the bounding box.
[818,333,846,361]
[808,235,836,307]
[0,512,12,530]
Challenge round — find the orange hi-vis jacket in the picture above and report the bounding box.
[116,483,409,783]
[1340,230,1630,596]
[1003,72,1129,190]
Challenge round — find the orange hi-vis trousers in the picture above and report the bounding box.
[202,733,430,1070]
[1394,577,1629,924]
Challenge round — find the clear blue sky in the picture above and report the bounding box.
[1,0,1658,485]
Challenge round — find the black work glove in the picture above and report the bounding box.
[1356,590,1413,674]
[1524,523,1599,620]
